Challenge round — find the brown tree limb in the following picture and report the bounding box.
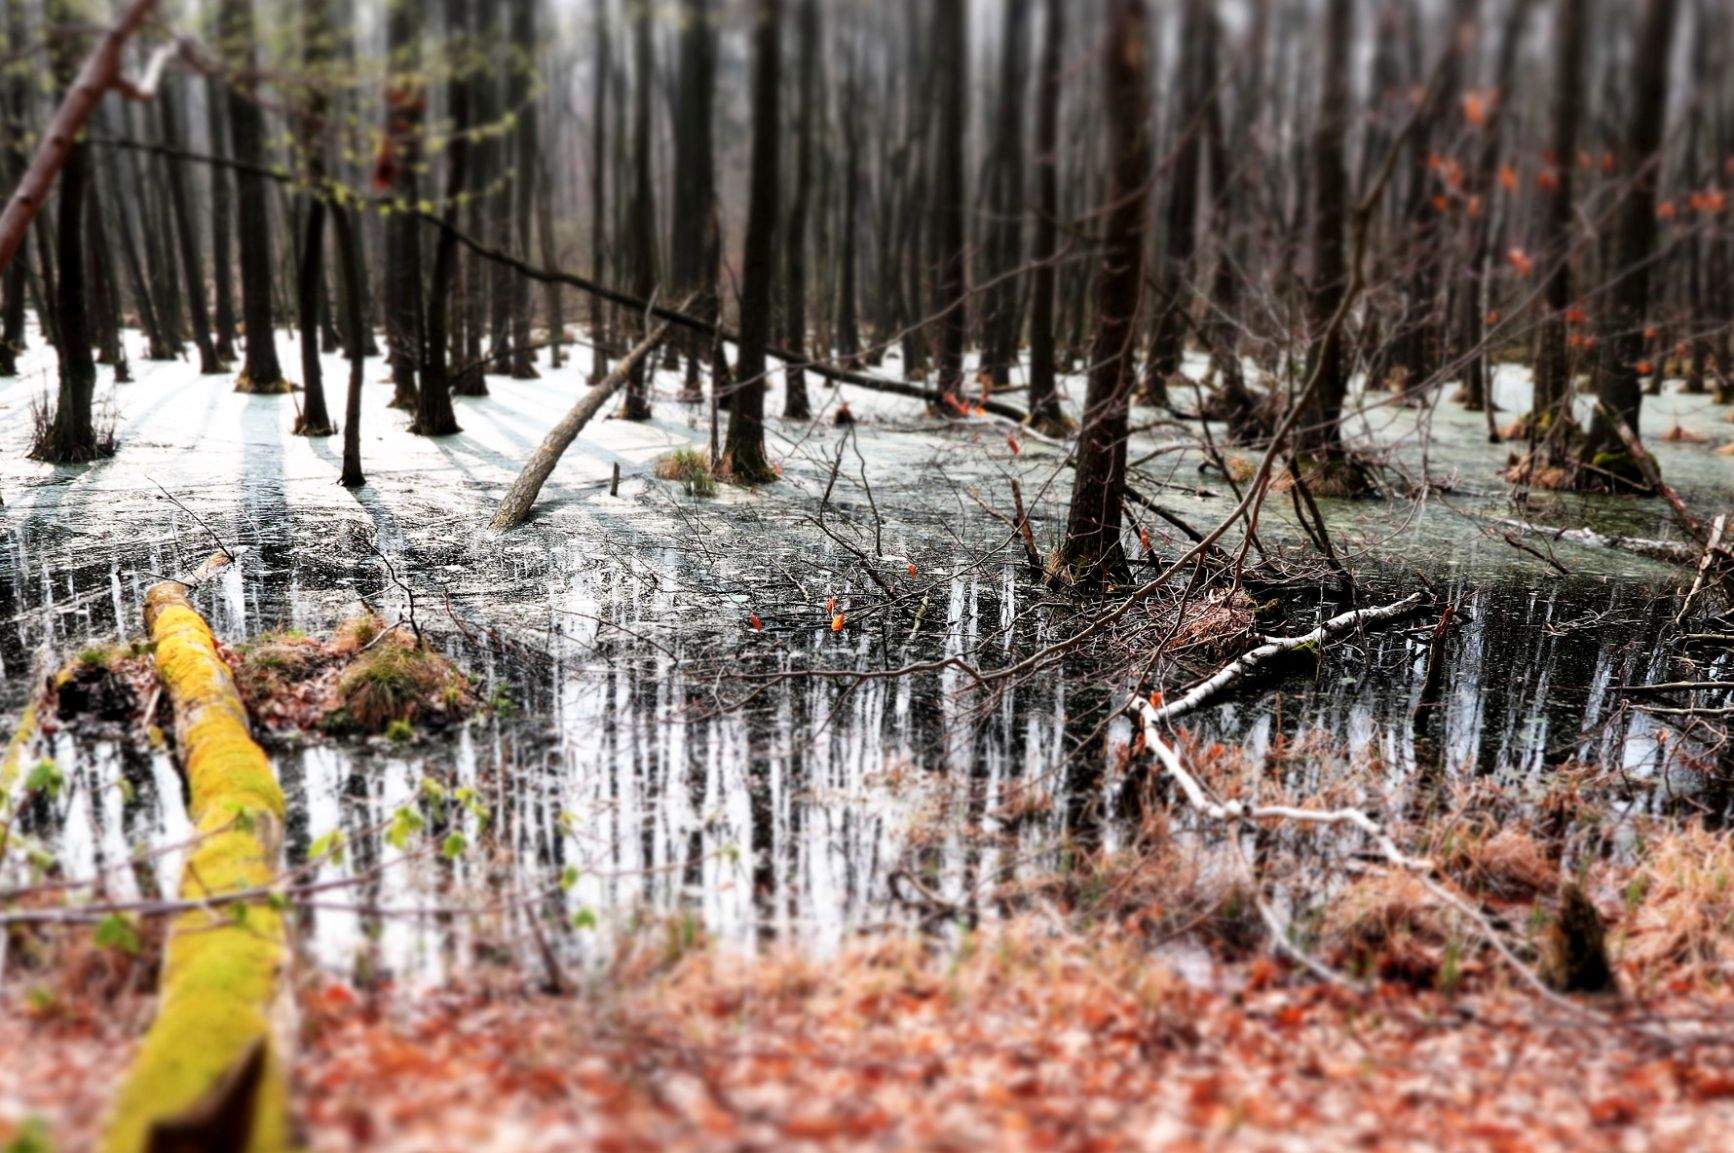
[0,0,165,275]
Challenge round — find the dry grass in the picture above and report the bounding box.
[1618,824,1734,989]
[1437,826,1557,902]
[1319,872,1460,986]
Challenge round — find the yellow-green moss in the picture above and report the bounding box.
[104,586,289,1153]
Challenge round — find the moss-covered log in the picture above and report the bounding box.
[104,553,290,1153]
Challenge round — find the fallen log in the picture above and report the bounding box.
[490,315,676,529]
[1484,516,1698,565]
[104,552,291,1153]
[1141,593,1426,727]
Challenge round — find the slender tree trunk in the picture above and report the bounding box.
[223,0,287,392]
[508,0,539,379]
[411,0,471,437]
[34,7,101,463]
[671,0,717,400]
[929,0,968,411]
[622,0,656,420]
[1294,0,1356,487]
[1059,0,1152,582]
[204,81,238,364]
[382,0,424,408]
[1145,0,1209,401]
[588,4,610,382]
[1025,0,1064,431]
[782,0,818,419]
[1580,0,1681,486]
[156,79,220,374]
[294,0,335,434]
[722,0,782,483]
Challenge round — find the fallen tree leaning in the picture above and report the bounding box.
[104,553,291,1153]
[491,315,677,530]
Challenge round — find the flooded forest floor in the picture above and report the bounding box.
[3,326,1734,1150]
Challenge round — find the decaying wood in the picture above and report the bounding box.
[490,315,677,529]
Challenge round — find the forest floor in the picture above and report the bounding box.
[4,329,1734,1150]
[4,914,1733,1152]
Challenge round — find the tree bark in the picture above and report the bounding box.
[1581,0,1681,486]
[722,0,782,484]
[1059,0,1152,582]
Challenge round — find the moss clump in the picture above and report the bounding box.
[653,448,719,497]
[332,635,473,734]
[233,632,326,703]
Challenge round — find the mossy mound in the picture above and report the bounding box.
[224,615,477,738]
[328,632,474,735]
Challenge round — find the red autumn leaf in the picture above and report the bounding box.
[1498,165,1520,192]
[1506,247,1534,277]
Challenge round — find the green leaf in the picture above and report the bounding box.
[571,907,597,931]
[24,760,62,799]
[440,832,467,861]
[386,807,424,851]
[559,866,581,893]
[94,914,140,956]
[309,829,346,866]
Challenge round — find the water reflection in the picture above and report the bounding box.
[2,509,1723,981]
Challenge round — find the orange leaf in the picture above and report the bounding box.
[906,562,918,577]
[831,613,845,633]
[1006,433,1020,457]
[1506,247,1534,277]
[748,614,763,630]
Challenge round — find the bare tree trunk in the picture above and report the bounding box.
[32,4,101,463]
[1294,0,1354,477]
[382,0,424,408]
[1025,0,1064,430]
[622,0,656,420]
[782,0,818,419]
[222,0,287,392]
[1059,0,1151,582]
[588,3,610,382]
[1580,0,1681,487]
[294,0,335,435]
[722,0,782,483]
[411,0,471,437]
[929,0,968,411]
